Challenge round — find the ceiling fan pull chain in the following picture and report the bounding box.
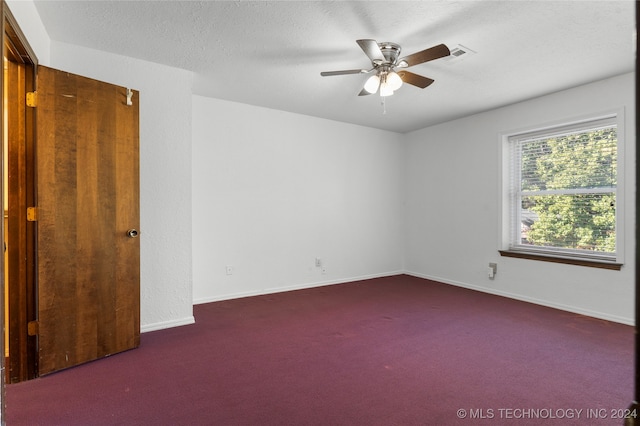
[381,96,387,115]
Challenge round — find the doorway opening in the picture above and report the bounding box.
[2,3,38,384]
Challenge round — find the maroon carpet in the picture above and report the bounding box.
[6,275,634,425]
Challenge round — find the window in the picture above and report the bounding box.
[502,113,623,268]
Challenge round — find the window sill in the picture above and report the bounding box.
[498,250,622,270]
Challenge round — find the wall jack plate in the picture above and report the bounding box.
[488,263,497,279]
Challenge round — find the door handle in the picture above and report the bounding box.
[126,229,139,238]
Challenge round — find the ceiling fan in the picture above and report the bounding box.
[320,39,450,97]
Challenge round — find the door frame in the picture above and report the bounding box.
[1,0,38,392]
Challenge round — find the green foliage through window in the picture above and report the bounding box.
[514,124,617,255]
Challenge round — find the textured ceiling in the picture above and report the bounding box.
[32,1,635,133]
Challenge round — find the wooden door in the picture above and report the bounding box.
[36,66,140,376]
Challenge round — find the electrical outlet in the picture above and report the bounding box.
[226,265,233,275]
[315,257,322,268]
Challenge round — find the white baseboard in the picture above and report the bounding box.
[193,270,404,305]
[191,269,633,327]
[404,270,634,326]
[141,315,195,333]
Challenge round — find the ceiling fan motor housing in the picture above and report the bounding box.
[377,42,402,65]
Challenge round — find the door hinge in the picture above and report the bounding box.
[26,91,37,107]
[26,207,38,222]
[27,320,38,336]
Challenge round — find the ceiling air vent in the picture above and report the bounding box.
[444,44,476,63]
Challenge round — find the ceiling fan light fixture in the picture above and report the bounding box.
[363,74,380,94]
[386,71,403,91]
[379,83,394,97]
[378,70,398,97]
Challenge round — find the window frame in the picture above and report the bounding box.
[499,109,625,269]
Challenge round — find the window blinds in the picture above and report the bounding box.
[507,116,618,261]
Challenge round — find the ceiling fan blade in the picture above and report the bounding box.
[356,39,385,63]
[398,44,450,68]
[320,69,367,77]
[397,71,435,89]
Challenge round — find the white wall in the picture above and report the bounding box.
[49,42,195,332]
[192,96,404,303]
[6,0,50,65]
[404,73,635,324]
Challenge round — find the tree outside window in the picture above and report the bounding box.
[506,115,620,264]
